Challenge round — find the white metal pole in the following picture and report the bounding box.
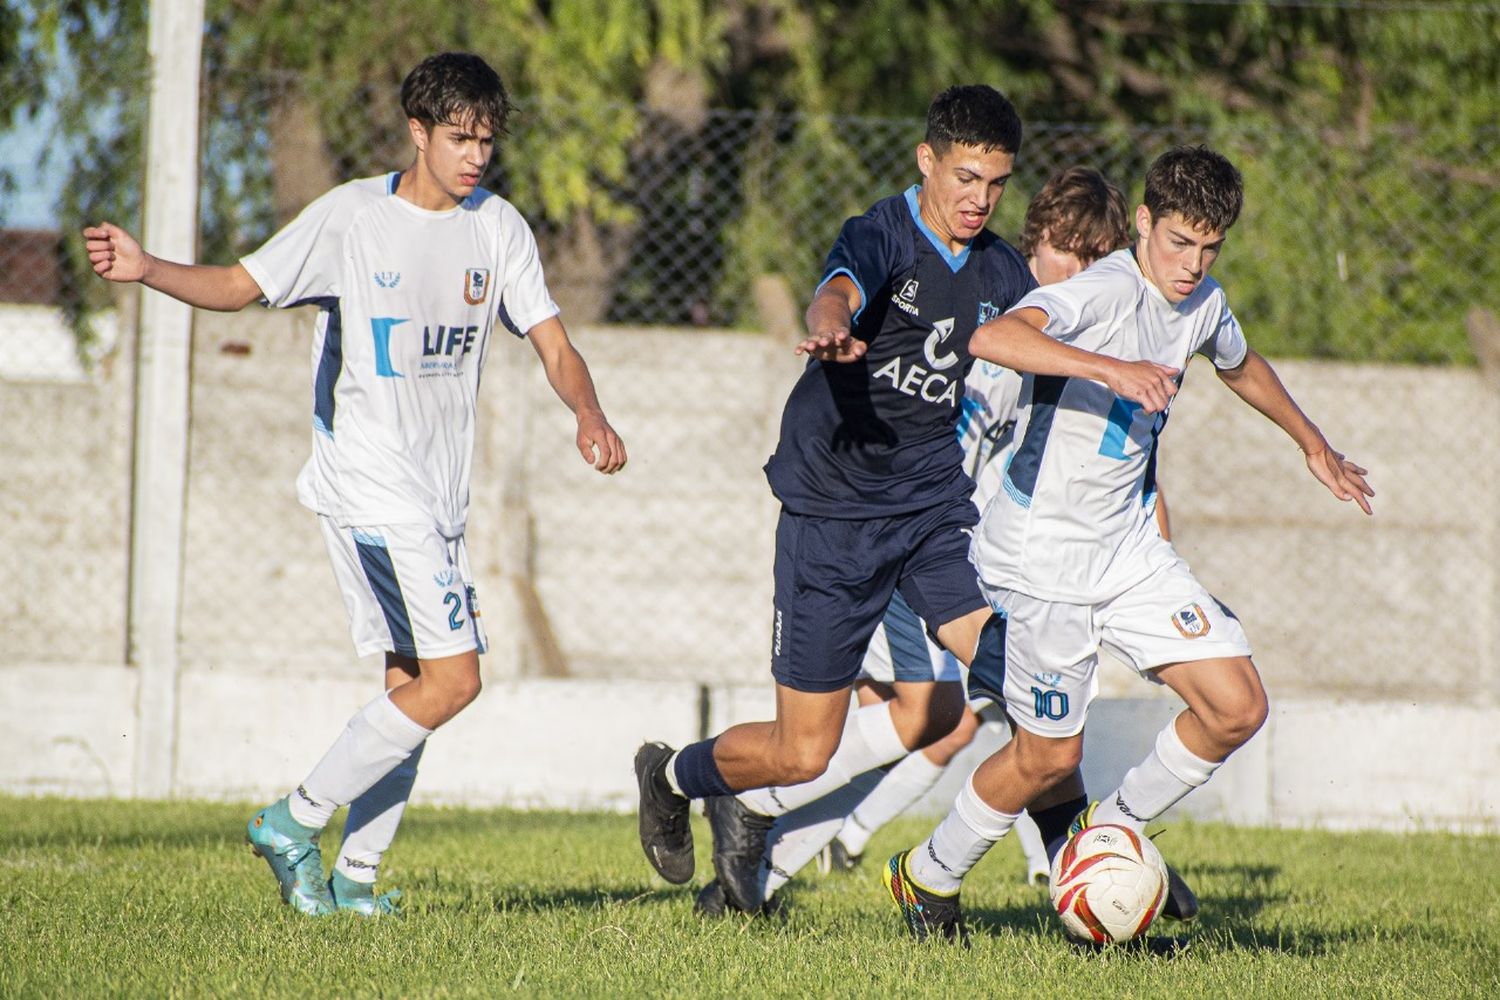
[129,0,205,799]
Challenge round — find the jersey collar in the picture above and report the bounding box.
[905,185,971,273]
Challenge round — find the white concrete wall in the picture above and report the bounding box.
[2,306,1497,829]
[4,661,1495,832]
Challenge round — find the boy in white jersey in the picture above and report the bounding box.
[886,146,1373,943]
[83,53,626,916]
[699,169,1155,914]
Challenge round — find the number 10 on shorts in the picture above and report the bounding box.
[1031,686,1069,721]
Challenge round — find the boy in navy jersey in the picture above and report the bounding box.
[634,86,1174,915]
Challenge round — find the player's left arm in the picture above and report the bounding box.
[1215,349,1373,514]
[526,316,627,474]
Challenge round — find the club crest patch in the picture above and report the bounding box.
[977,300,1001,325]
[1171,603,1212,639]
[464,268,491,305]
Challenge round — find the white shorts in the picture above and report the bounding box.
[984,556,1251,738]
[320,517,488,660]
[859,589,963,686]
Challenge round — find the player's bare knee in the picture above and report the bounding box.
[922,708,980,765]
[441,672,483,718]
[951,706,981,744]
[1222,692,1268,747]
[773,744,831,785]
[1015,735,1083,787]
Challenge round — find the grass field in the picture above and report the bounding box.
[2,796,1496,998]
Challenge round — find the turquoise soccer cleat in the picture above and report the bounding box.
[329,870,402,917]
[246,797,334,916]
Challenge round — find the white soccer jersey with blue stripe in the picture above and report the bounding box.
[242,174,559,536]
[956,359,1023,512]
[970,249,1248,604]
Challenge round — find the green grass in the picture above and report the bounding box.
[1,797,1497,998]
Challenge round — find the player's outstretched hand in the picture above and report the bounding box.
[83,222,148,283]
[795,327,867,363]
[1103,359,1179,414]
[576,411,627,474]
[1306,446,1373,515]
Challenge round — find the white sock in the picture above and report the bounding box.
[737,701,908,817]
[1092,717,1220,833]
[834,812,877,859]
[907,773,1019,894]
[838,750,946,856]
[335,741,425,884]
[1013,810,1049,878]
[288,693,432,829]
[762,772,879,899]
[662,750,686,797]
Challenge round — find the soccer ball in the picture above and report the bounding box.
[1049,824,1168,944]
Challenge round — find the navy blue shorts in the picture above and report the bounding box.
[770,497,988,693]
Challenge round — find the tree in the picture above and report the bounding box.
[3,0,1495,360]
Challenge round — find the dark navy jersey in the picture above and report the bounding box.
[765,186,1037,518]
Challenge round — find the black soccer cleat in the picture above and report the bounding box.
[634,742,695,884]
[828,837,862,873]
[693,878,782,919]
[694,878,728,918]
[705,794,776,913]
[883,850,970,946]
[1161,863,1200,923]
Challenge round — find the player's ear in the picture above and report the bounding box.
[916,142,935,180]
[408,117,430,153]
[1134,204,1153,241]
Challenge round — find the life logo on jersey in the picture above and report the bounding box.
[374,271,401,289]
[976,300,1001,326]
[1170,603,1213,639]
[463,268,491,305]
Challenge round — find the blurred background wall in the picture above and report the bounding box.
[1,0,1496,827]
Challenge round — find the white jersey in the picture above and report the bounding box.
[242,174,558,536]
[956,360,1023,511]
[971,249,1248,604]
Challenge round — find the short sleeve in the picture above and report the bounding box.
[1009,264,1120,345]
[495,205,560,337]
[814,214,906,322]
[1197,301,1249,370]
[240,185,354,308]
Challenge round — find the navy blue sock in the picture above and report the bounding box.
[671,738,734,799]
[1032,795,1089,861]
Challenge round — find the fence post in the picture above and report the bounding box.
[128,0,205,799]
[1467,306,1500,705]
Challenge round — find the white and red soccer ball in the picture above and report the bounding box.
[1049,824,1169,944]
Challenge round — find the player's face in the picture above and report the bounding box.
[1029,236,1093,286]
[915,141,1014,251]
[1135,207,1225,304]
[410,116,495,205]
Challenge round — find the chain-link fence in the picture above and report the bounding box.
[2,60,1498,704]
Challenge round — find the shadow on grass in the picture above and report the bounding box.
[404,876,694,916]
[958,860,1380,958]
